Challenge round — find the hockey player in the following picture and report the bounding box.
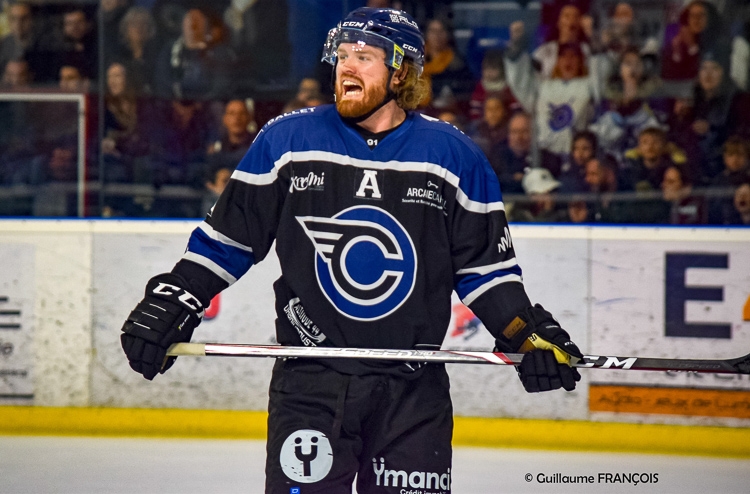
[120,7,583,493]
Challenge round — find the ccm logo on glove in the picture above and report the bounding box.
[152,282,205,316]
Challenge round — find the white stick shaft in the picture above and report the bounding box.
[167,342,517,365]
[166,342,750,374]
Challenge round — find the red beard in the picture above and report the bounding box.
[335,73,389,118]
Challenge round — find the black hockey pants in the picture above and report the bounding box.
[265,358,454,494]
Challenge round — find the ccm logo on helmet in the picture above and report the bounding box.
[342,21,365,27]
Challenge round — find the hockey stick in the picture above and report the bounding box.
[167,343,750,374]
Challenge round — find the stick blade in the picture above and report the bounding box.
[728,353,750,374]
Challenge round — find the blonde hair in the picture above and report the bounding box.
[394,62,430,111]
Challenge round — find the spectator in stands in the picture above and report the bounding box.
[490,110,561,195]
[296,77,323,104]
[282,77,326,113]
[1,58,32,88]
[591,46,663,164]
[112,6,159,96]
[101,62,154,182]
[468,49,517,121]
[505,21,608,159]
[223,0,289,89]
[584,156,619,194]
[48,7,98,81]
[585,156,645,223]
[689,44,750,183]
[731,19,750,91]
[711,136,750,188]
[207,99,256,171]
[150,98,216,186]
[565,197,592,223]
[508,167,565,223]
[0,1,38,76]
[534,3,591,80]
[421,17,474,109]
[153,8,235,100]
[201,162,232,216]
[707,136,750,223]
[281,96,325,114]
[723,181,750,225]
[0,63,43,185]
[661,164,706,224]
[58,64,89,92]
[661,1,723,82]
[558,131,597,192]
[621,127,687,191]
[437,110,465,132]
[466,94,507,160]
[101,0,131,59]
[27,138,82,216]
[595,2,660,62]
[597,2,635,57]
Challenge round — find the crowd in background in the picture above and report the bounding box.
[0,0,749,225]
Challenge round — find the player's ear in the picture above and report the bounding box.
[392,65,407,85]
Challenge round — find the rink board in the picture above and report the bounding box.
[0,220,749,430]
[2,405,750,458]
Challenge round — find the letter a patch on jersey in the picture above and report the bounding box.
[296,205,417,321]
[354,169,383,199]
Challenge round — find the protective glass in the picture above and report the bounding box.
[322,28,405,71]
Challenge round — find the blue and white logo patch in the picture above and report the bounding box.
[297,206,417,321]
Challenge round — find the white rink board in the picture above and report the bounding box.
[443,235,589,419]
[589,238,750,389]
[0,244,35,403]
[92,229,278,410]
[1,220,749,426]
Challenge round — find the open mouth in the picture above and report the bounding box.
[342,80,363,96]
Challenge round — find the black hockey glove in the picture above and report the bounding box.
[495,304,582,393]
[120,273,207,380]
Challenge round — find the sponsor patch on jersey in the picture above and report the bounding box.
[290,171,325,192]
[280,429,333,483]
[402,180,447,213]
[297,205,417,321]
[283,297,327,346]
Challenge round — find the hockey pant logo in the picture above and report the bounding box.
[297,205,417,321]
[279,430,333,483]
[372,457,451,491]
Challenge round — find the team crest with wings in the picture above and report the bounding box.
[296,205,417,320]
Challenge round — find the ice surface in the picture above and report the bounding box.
[1,436,748,493]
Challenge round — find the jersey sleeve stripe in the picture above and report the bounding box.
[231,168,278,186]
[183,227,255,283]
[198,222,254,253]
[459,274,524,306]
[456,263,524,302]
[456,258,518,276]
[181,252,238,285]
[456,188,505,213]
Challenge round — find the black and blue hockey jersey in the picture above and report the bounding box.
[173,104,532,374]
